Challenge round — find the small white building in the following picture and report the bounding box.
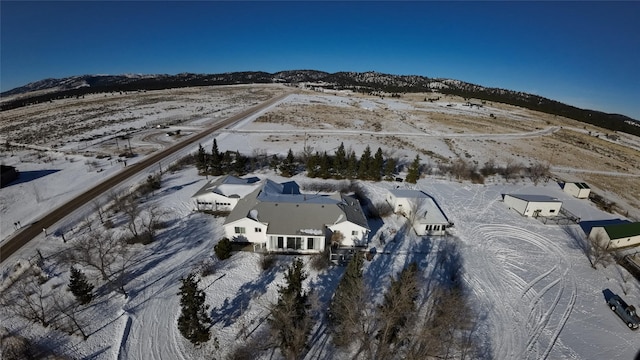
[387,189,451,236]
[191,175,261,211]
[589,222,640,249]
[503,194,562,217]
[223,180,370,253]
[563,182,591,199]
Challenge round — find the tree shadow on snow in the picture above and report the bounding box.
[365,222,411,295]
[2,169,60,187]
[209,260,283,328]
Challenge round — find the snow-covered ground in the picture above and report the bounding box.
[1,88,640,359]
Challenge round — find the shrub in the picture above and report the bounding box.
[214,238,232,260]
[259,253,276,271]
[310,248,331,271]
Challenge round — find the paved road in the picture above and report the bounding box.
[0,92,290,263]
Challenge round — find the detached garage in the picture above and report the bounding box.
[563,182,591,199]
[503,194,562,217]
[589,222,640,250]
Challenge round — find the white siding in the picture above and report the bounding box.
[266,234,325,253]
[224,218,267,244]
[194,193,240,211]
[329,222,369,247]
[590,227,640,249]
[564,183,591,199]
[504,195,561,217]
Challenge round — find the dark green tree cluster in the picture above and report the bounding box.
[195,139,248,176]
[269,258,311,359]
[68,267,94,305]
[214,237,232,260]
[177,273,211,345]
[405,155,421,184]
[306,143,396,181]
[377,262,420,347]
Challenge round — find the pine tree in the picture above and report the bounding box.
[334,142,347,178]
[406,155,421,184]
[319,151,330,179]
[68,267,94,305]
[177,273,211,345]
[346,150,358,179]
[371,147,384,181]
[329,251,365,348]
[306,152,319,178]
[358,146,372,179]
[269,258,310,359]
[280,149,297,177]
[210,139,222,175]
[377,262,419,347]
[196,144,207,172]
[384,158,396,181]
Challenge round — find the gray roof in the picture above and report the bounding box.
[224,180,369,235]
[505,194,562,203]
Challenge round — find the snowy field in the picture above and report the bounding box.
[1,86,640,359]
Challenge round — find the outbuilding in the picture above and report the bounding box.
[503,194,562,217]
[191,175,261,211]
[387,189,451,236]
[563,182,591,199]
[589,222,640,250]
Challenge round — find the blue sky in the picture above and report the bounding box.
[2,1,639,119]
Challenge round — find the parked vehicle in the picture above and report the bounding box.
[607,294,640,330]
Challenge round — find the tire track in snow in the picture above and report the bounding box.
[467,224,577,360]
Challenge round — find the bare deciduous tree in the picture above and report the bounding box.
[589,231,613,269]
[6,269,55,328]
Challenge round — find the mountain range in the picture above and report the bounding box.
[1,70,638,136]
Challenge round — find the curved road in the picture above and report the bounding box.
[0,92,291,263]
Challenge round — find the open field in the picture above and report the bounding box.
[1,84,639,359]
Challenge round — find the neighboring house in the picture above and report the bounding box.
[387,189,451,236]
[589,222,640,250]
[223,179,370,253]
[503,194,562,217]
[191,175,261,211]
[0,165,18,188]
[563,182,591,199]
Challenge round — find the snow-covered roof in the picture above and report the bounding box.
[505,194,561,203]
[224,179,369,235]
[192,175,261,199]
[415,197,450,225]
[389,189,430,199]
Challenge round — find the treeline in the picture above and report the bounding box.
[195,140,423,183]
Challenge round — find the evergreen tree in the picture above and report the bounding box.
[384,158,396,181]
[358,146,372,179]
[306,152,319,178]
[280,149,297,177]
[196,144,207,172]
[406,155,421,184]
[233,150,246,175]
[210,139,222,175]
[329,251,365,348]
[334,142,347,178]
[269,258,311,359]
[177,273,211,345]
[377,262,419,347]
[319,151,331,179]
[68,267,94,305]
[346,150,358,179]
[371,147,384,181]
[270,154,280,171]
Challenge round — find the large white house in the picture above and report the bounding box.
[589,222,640,250]
[386,189,451,236]
[223,179,370,253]
[563,182,591,199]
[191,175,261,211]
[503,194,562,217]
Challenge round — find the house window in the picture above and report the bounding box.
[307,238,315,250]
[234,227,245,234]
[277,237,284,249]
[287,237,302,249]
[255,228,262,232]
[352,230,359,236]
[549,209,556,213]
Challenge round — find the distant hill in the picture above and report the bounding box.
[1,70,638,136]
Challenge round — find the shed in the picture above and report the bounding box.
[503,194,562,217]
[563,182,591,199]
[589,222,640,249]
